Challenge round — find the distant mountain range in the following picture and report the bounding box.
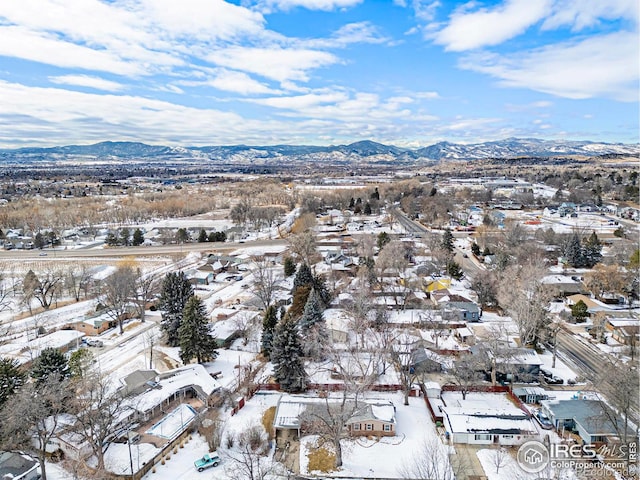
[1,138,638,164]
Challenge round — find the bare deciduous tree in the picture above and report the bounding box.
[22,267,63,310]
[99,266,136,334]
[397,436,457,480]
[65,263,92,302]
[133,268,159,322]
[303,347,380,468]
[224,424,272,480]
[251,256,282,311]
[288,230,317,267]
[0,271,14,313]
[497,261,552,347]
[0,375,69,480]
[71,372,129,471]
[447,354,482,400]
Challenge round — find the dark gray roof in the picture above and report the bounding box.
[547,399,620,436]
[0,451,38,479]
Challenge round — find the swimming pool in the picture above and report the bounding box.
[145,404,197,440]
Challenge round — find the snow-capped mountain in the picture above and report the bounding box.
[0,138,637,164]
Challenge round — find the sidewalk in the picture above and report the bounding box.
[451,444,487,480]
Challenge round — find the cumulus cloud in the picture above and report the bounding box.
[460,31,639,101]
[434,0,552,51]
[207,46,338,83]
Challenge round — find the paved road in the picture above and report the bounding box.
[556,329,639,427]
[0,238,288,260]
[389,207,429,235]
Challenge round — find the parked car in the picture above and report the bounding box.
[194,453,221,472]
[534,410,554,430]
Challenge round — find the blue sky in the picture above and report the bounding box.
[0,0,638,148]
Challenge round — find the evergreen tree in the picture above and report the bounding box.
[311,274,332,307]
[198,229,208,243]
[298,288,324,332]
[298,289,328,360]
[370,187,380,201]
[68,349,94,379]
[105,232,118,247]
[364,202,372,215]
[176,228,189,243]
[159,271,194,346]
[119,228,131,246]
[178,296,217,364]
[571,300,589,323]
[208,231,226,242]
[132,228,145,246]
[31,348,70,384]
[446,260,464,280]
[261,305,278,358]
[34,232,46,249]
[271,318,307,393]
[348,197,355,209]
[377,231,390,250]
[0,357,25,408]
[293,263,313,292]
[283,256,297,277]
[583,231,602,268]
[441,228,454,253]
[563,233,584,268]
[471,242,481,256]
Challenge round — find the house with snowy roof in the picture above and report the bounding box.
[273,395,397,444]
[540,398,622,444]
[121,364,221,422]
[440,391,537,446]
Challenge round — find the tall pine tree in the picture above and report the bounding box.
[31,347,70,384]
[261,305,278,358]
[583,231,602,267]
[0,357,25,408]
[178,296,217,364]
[298,288,324,332]
[298,288,328,360]
[293,263,313,292]
[563,233,584,267]
[441,228,454,253]
[271,318,307,393]
[159,271,194,346]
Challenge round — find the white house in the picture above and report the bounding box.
[441,391,538,446]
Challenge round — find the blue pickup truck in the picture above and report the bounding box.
[194,453,221,472]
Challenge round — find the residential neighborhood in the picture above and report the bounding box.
[0,169,638,480]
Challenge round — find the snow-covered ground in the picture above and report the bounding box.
[299,391,446,478]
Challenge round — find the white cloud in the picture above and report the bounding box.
[0,26,146,76]
[415,91,440,99]
[49,74,126,92]
[0,0,338,86]
[434,0,552,51]
[0,80,442,147]
[207,47,338,82]
[307,22,390,48]
[460,31,639,101]
[250,91,349,109]
[542,0,639,31]
[413,0,441,22]
[254,0,362,13]
[178,70,279,95]
[139,0,266,39]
